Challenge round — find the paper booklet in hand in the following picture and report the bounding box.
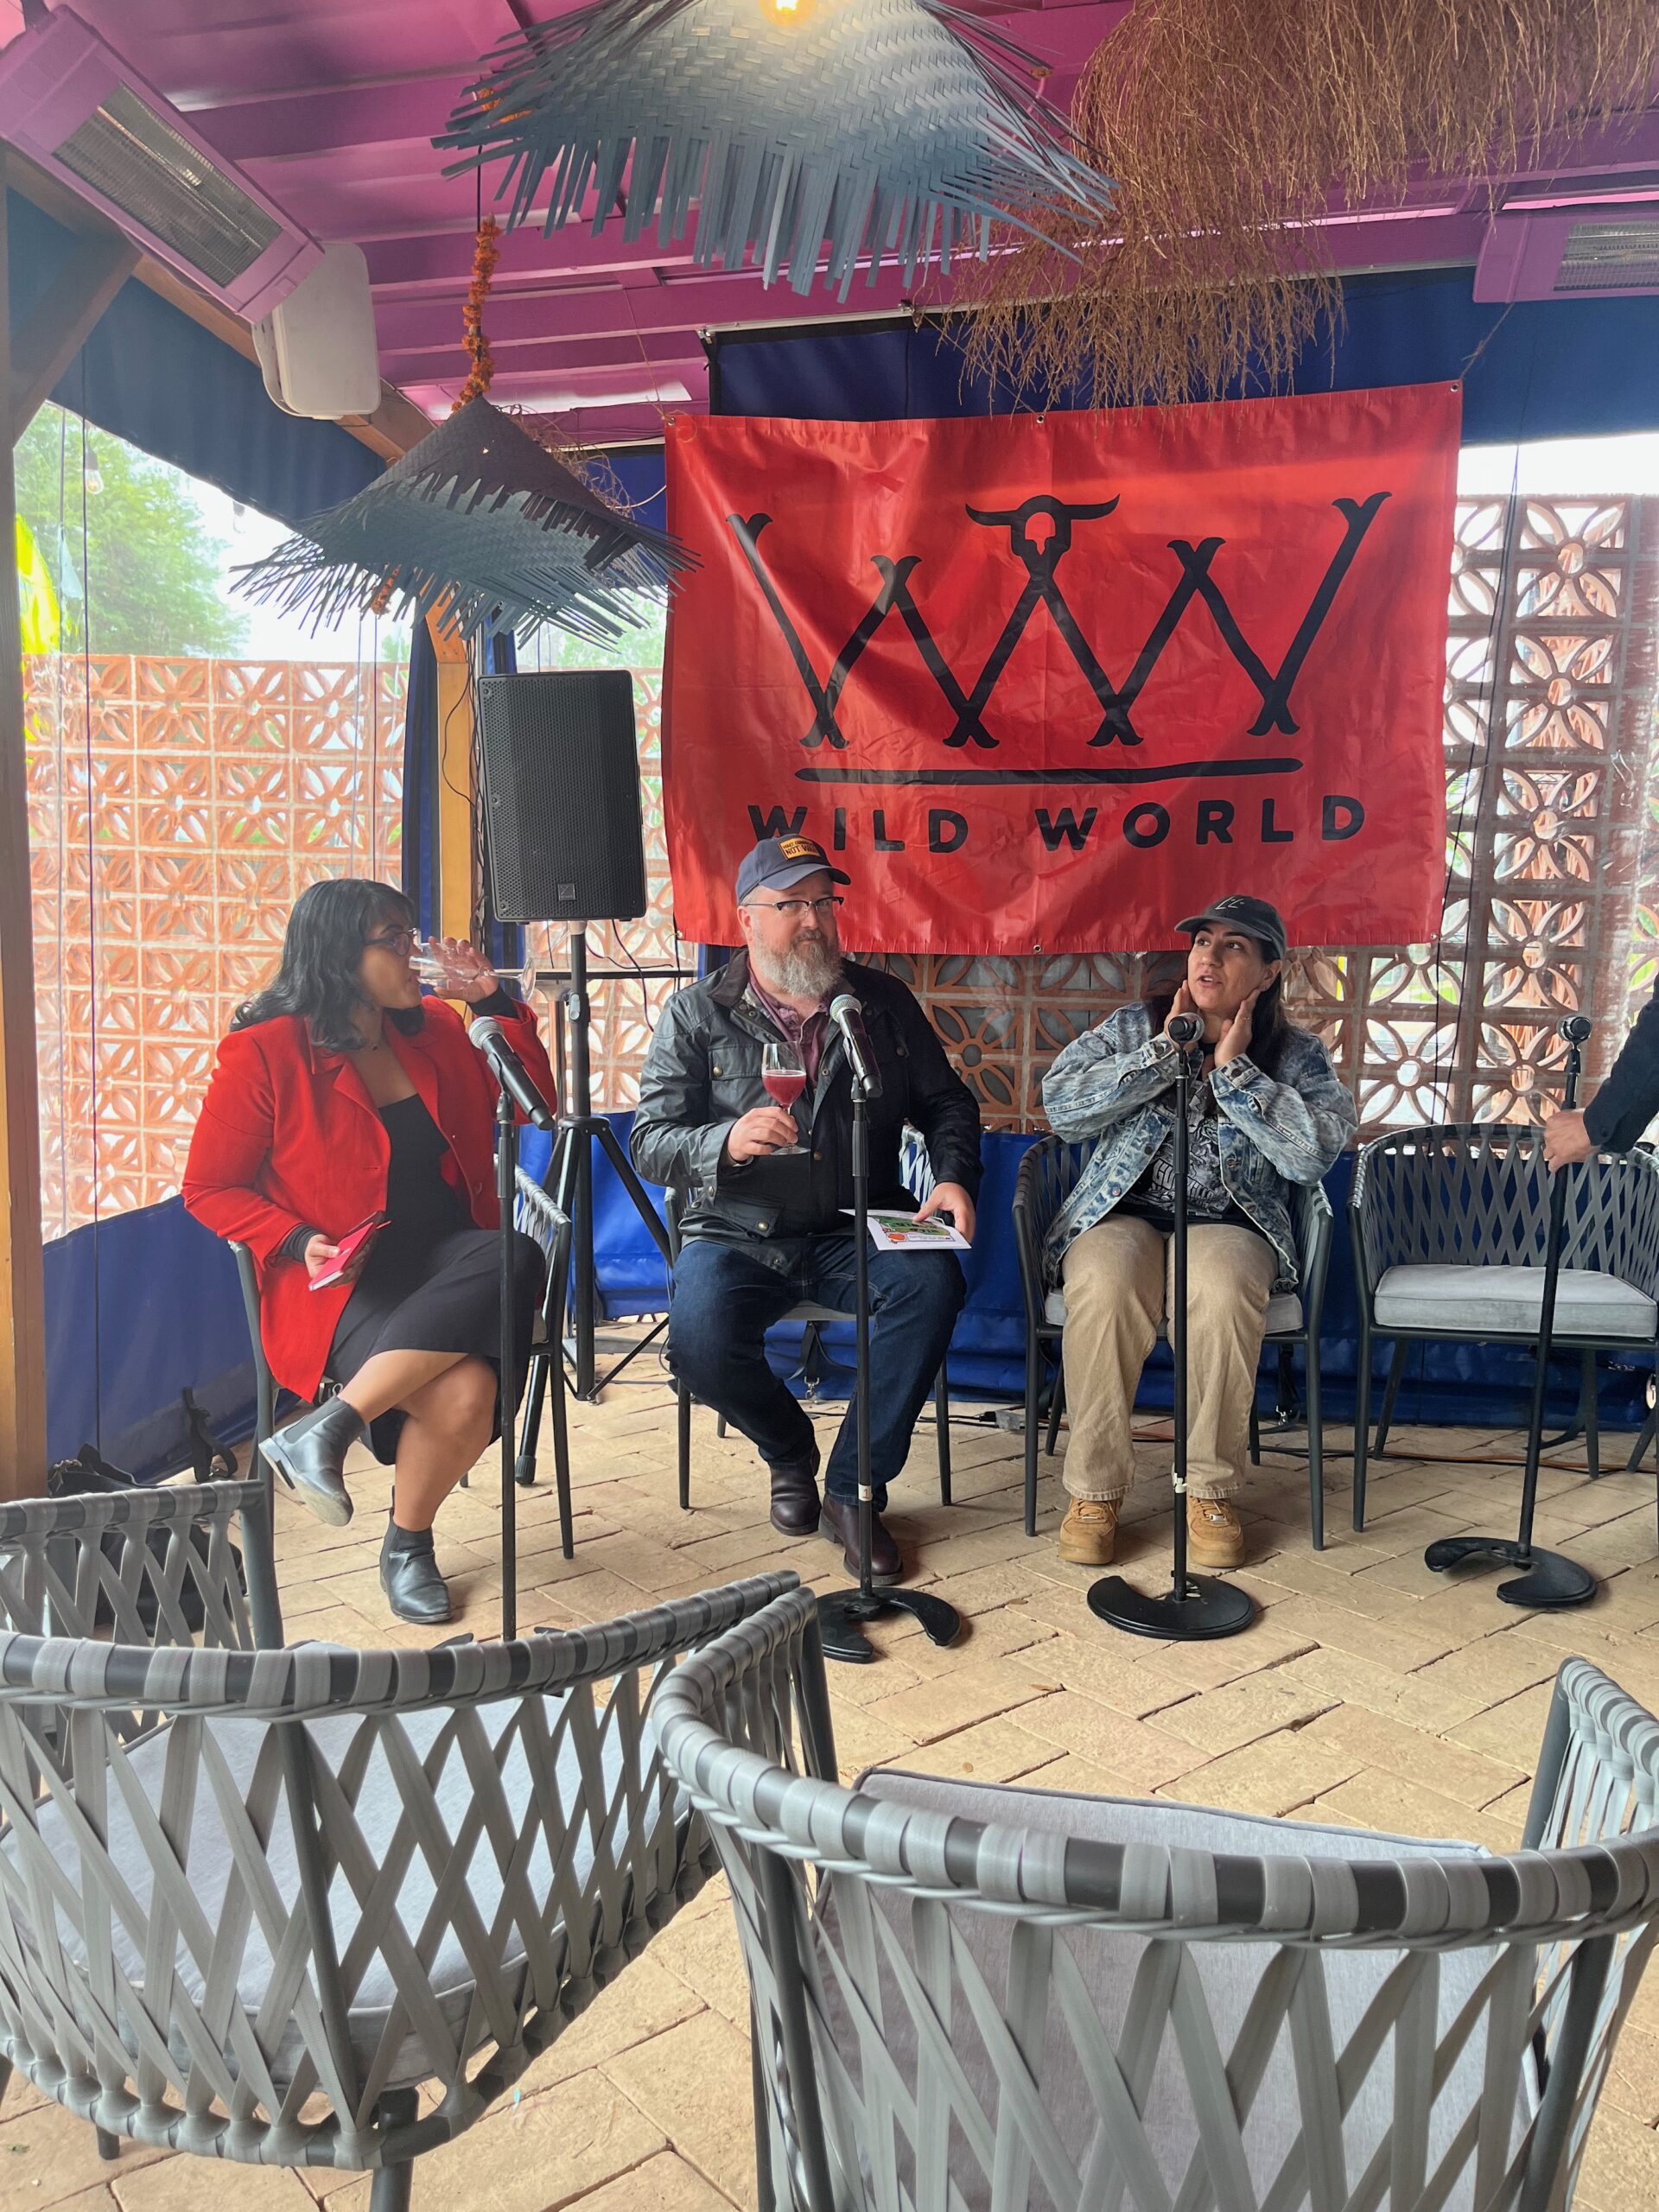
[849,1208,970,1254]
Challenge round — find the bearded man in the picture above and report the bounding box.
[632,836,982,1582]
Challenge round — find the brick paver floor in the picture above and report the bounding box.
[9,1376,1659,2211]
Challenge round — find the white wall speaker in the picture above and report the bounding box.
[251,241,383,419]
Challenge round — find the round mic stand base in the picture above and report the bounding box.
[1423,1535,1596,1611]
[817,1584,963,1667]
[1088,1568,1255,1642]
[819,1072,961,1667]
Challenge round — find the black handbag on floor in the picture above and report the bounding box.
[44,1391,247,1632]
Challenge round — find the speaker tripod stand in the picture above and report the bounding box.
[543,927,673,1402]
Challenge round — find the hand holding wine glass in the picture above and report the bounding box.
[761,1038,807,1155]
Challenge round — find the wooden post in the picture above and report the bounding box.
[426,613,477,944]
[0,182,48,1495]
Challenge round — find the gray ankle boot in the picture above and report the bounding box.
[261,1397,364,1526]
[379,1517,452,1625]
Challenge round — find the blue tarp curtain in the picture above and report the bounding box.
[10,186,385,1476]
[711,266,1659,442]
[6,191,381,526]
[546,1116,1654,1439]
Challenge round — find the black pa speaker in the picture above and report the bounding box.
[475,670,647,923]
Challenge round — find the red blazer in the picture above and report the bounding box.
[183,998,558,1402]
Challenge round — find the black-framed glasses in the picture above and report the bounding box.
[366,926,417,956]
[743,895,845,919]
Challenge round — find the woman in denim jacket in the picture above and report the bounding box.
[1041,895,1355,1572]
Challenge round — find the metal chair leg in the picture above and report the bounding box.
[1306,1338,1325,1551]
[1045,1368,1065,1457]
[1353,1322,1375,1531]
[1023,1331,1041,1538]
[1248,1396,1261,1465]
[1627,1406,1656,1473]
[95,2129,118,2162]
[1373,1339,1409,1459]
[368,2088,418,2212]
[1580,1349,1600,1481]
[677,1379,693,1511]
[515,1350,546,1489]
[934,1360,951,1505]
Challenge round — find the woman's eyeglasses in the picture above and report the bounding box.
[366,926,417,957]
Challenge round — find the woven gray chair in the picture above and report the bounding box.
[0,1564,796,2207]
[0,1479,278,2164]
[664,1128,954,1514]
[1349,1124,1659,1531]
[657,1585,1659,2212]
[1014,1137,1335,1543]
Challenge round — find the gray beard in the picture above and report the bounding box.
[755,938,842,1001]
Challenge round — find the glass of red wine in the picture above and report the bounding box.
[761,1039,807,1154]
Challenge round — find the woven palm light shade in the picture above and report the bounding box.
[437,0,1113,298]
[235,397,693,647]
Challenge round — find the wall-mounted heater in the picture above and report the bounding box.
[0,5,321,320]
[1474,188,1659,302]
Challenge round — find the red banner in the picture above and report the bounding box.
[664,385,1459,953]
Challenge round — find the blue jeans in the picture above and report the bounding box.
[667,1235,965,1507]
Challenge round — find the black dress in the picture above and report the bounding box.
[328,1093,545,1465]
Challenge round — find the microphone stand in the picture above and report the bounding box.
[1089,1014,1255,1643]
[817,1070,963,1666]
[494,1081,520,1641]
[1425,1014,1598,1609]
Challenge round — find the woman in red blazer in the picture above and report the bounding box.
[184,877,557,1624]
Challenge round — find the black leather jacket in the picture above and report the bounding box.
[630,953,983,1244]
[1586,982,1659,1151]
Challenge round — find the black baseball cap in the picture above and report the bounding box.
[1175,893,1288,962]
[735,834,850,902]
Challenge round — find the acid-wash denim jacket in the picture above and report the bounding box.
[1040,1003,1356,1290]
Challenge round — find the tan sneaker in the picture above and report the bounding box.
[1058,1497,1119,1566]
[1187,1497,1244,1569]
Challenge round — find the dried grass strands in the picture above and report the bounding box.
[959,0,1659,410]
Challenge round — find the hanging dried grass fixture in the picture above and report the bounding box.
[959,0,1659,410]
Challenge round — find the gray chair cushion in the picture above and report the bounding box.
[16,1691,630,2089]
[1373,1262,1656,1339]
[1044,1287,1304,1335]
[836,1768,1526,2212]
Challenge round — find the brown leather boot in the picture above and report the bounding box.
[767,1449,821,1535]
[818,1494,904,1586]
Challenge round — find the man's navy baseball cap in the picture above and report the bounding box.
[735,835,850,902]
[1175,893,1288,962]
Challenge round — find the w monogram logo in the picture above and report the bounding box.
[728,493,1389,756]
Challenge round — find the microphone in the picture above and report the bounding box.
[468,1017,555,1131]
[829,992,882,1098]
[1166,1012,1203,1046]
[1560,1014,1592,1045]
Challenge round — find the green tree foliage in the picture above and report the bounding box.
[15,404,248,656]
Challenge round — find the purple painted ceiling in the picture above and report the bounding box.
[11,1,1658,447]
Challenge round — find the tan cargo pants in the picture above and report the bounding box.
[1058,1214,1276,1501]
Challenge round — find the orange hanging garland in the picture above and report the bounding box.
[452,217,502,411]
